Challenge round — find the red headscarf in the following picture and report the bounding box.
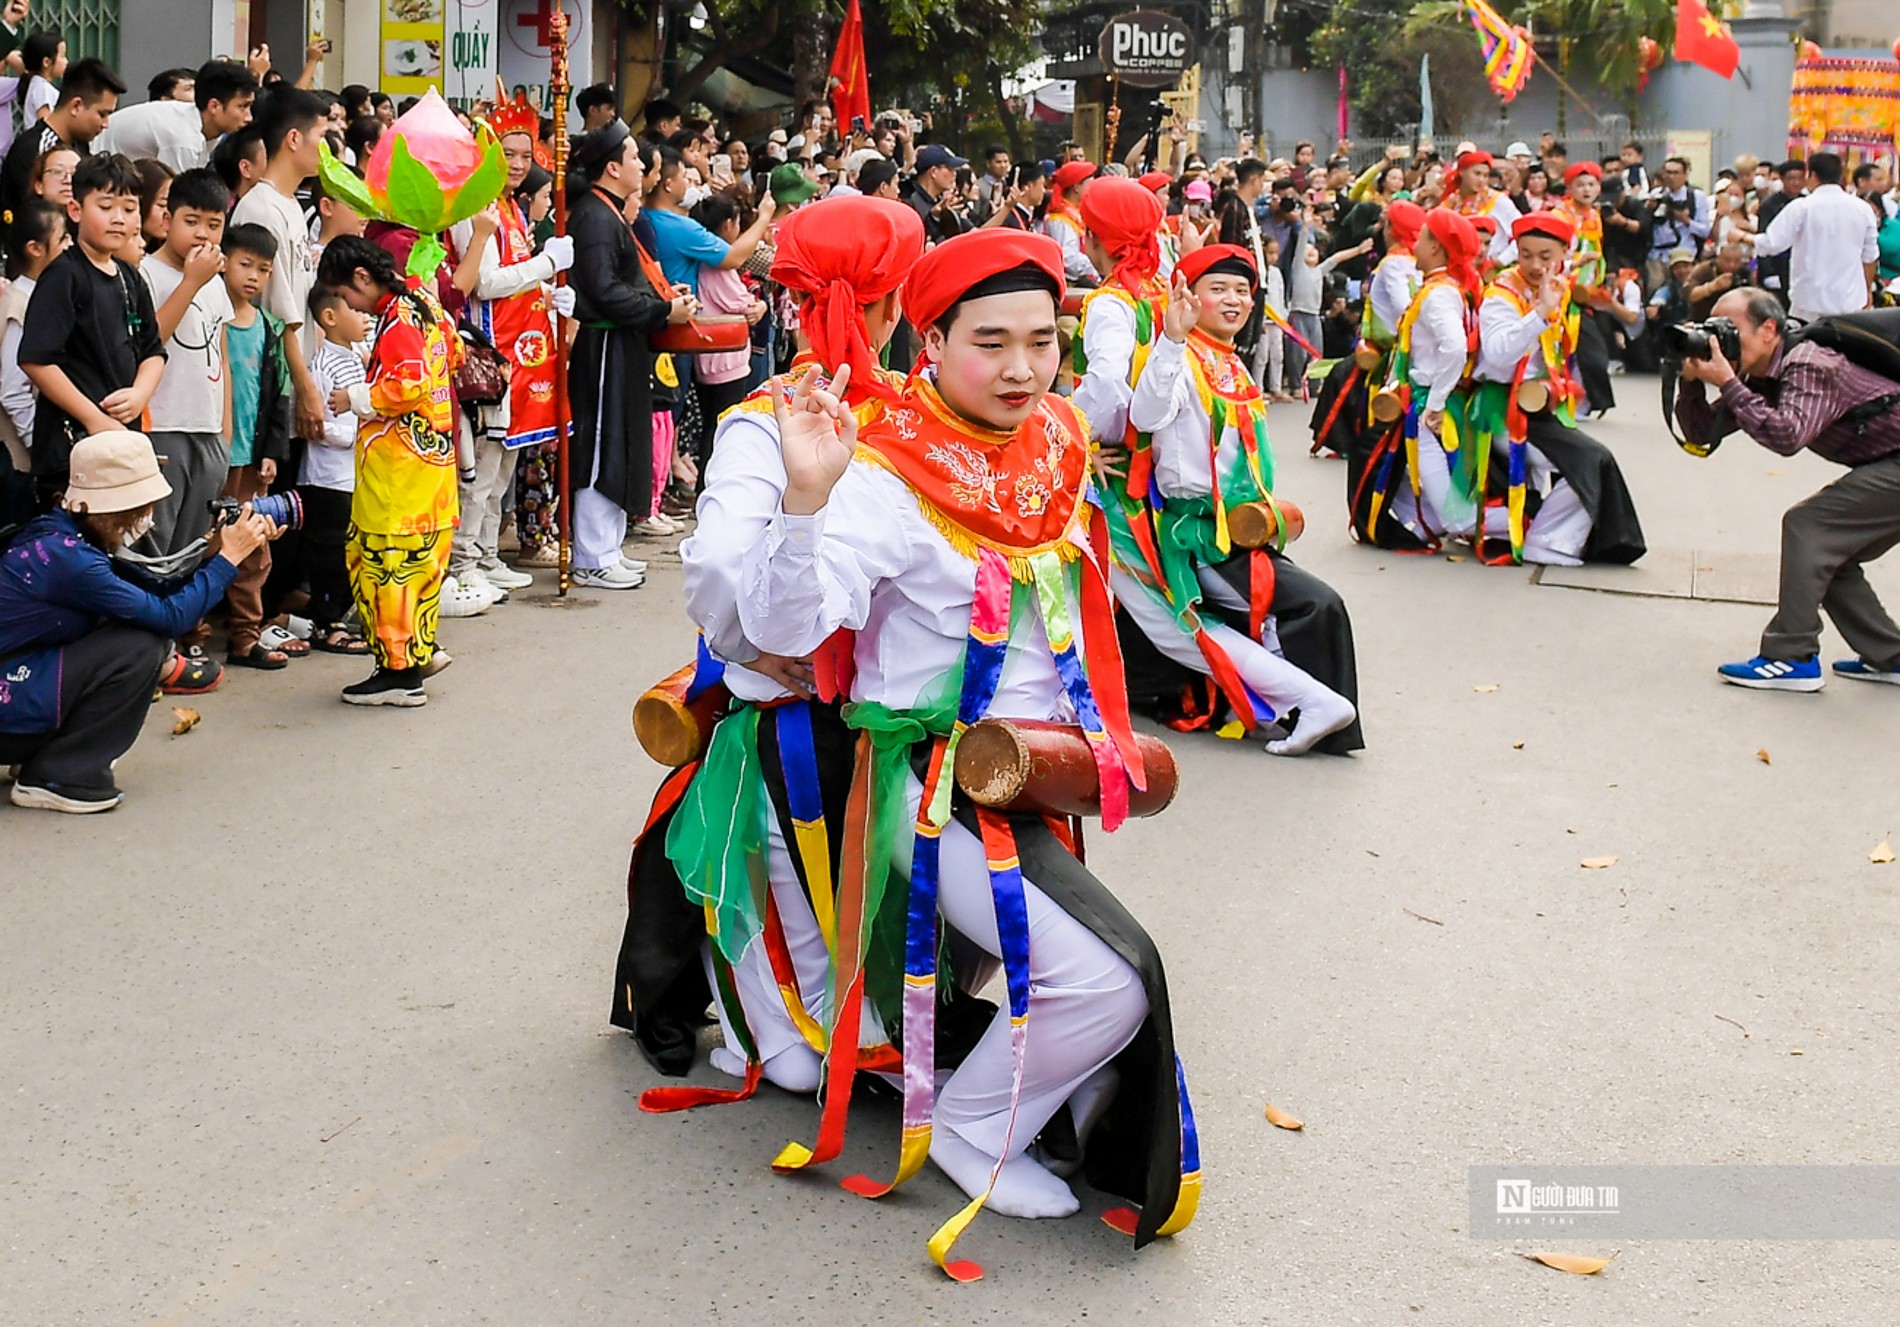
[1050,160,1097,213]
[900,229,1067,336]
[770,196,926,402]
[1455,149,1493,173]
[1563,160,1602,186]
[1423,208,1483,303]
[1512,211,1576,246]
[1385,199,1426,253]
[1079,175,1164,293]
[1173,242,1256,290]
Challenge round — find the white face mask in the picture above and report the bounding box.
[121,513,155,546]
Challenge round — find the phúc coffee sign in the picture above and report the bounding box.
[1098,9,1194,88]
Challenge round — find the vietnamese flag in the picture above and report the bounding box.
[1674,0,1739,78]
[828,0,872,131]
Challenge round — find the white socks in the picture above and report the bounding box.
[708,1043,824,1094]
[1266,693,1357,756]
[929,1129,1080,1219]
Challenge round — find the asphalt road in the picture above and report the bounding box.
[5,383,1898,1326]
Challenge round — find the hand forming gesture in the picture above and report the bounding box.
[775,363,857,516]
[1161,271,1198,344]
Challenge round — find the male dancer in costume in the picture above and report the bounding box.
[1311,199,1426,458]
[1113,244,1362,754]
[1442,149,1520,266]
[1549,161,1640,417]
[1043,160,1100,285]
[567,121,695,588]
[1071,175,1170,452]
[1353,209,1484,549]
[739,230,1197,1269]
[1468,212,1646,565]
[613,198,928,1092]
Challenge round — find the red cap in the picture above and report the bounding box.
[771,196,927,403]
[1455,149,1494,172]
[1512,211,1577,245]
[1137,170,1173,193]
[1385,199,1426,249]
[1469,213,1499,238]
[1173,242,1258,290]
[1563,160,1603,186]
[1424,208,1483,303]
[1079,176,1165,292]
[900,229,1067,335]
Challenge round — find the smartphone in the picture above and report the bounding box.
[851,115,866,133]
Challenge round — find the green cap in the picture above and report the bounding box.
[769,161,824,206]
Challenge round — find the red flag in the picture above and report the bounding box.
[1674,0,1739,79]
[828,0,872,131]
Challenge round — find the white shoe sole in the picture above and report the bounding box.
[10,783,123,813]
[572,574,645,591]
[1836,667,1900,685]
[481,571,535,590]
[341,687,428,707]
[1720,674,1824,693]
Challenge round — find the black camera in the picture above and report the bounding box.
[209,491,304,531]
[1661,316,1741,363]
[1276,194,1302,214]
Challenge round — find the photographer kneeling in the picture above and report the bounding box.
[1675,289,1900,692]
[0,431,273,812]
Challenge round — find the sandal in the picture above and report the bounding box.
[258,624,311,657]
[227,643,290,671]
[311,626,371,655]
[159,647,224,695]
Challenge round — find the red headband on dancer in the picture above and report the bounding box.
[1385,199,1426,252]
[901,229,1068,336]
[1079,175,1165,293]
[1050,159,1097,210]
[770,196,926,402]
[1564,160,1602,186]
[1424,207,1483,302]
[1173,242,1257,290]
[1137,170,1172,193]
[1455,149,1494,173]
[1512,211,1576,245]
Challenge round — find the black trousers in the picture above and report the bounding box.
[297,484,354,629]
[0,625,167,794]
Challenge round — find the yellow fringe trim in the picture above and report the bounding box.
[853,445,1087,582]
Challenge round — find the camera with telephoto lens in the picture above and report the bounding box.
[1276,193,1303,215]
[1661,316,1742,364]
[209,491,304,531]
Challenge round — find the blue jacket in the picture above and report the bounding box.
[0,510,238,732]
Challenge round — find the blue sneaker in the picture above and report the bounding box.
[1717,654,1824,692]
[1832,659,1900,685]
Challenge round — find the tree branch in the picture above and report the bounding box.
[672,5,782,106]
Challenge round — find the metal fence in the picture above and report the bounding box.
[26,0,118,68]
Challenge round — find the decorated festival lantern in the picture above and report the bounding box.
[1787,48,1900,159]
[317,89,508,280]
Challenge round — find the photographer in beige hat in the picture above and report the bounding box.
[0,429,272,813]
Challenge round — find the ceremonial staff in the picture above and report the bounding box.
[549,8,573,596]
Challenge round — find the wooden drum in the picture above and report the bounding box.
[633,664,731,767]
[1515,379,1551,414]
[1352,342,1383,370]
[1370,386,1406,423]
[652,315,750,355]
[1228,498,1304,550]
[953,719,1180,820]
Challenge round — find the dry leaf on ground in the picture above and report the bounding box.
[1264,1102,1304,1130]
[1525,1251,1617,1275]
[1580,856,1618,870]
[170,707,201,736]
[1512,741,1525,750]
[1473,684,1500,693]
[1870,841,1895,864]
[1756,749,1771,765]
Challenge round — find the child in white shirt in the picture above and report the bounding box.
[297,285,370,652]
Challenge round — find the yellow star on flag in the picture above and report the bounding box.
[1699,13,1725,36]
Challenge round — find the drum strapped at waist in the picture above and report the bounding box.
[1514,378,1552,414]
[652,314,750,354]
[1227,498,1304,550]
[1352,342,1384,370]
[1370,385,1407,423]
[953,718,1179,820]
[633,663,733,766]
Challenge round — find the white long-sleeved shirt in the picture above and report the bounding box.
[1453,192,1521,264]
[1751,183,1879,320]
[1128,334,1269,501]
[1072,292,1138,444]
[300,339,365,490]
[1475,282,1555,385]
[1405,282,1470,412]
[737,425,1085,721]
[93,99,213,173]
[1367,253,1419,344]
[0,274,37,453]
[678,404,798,703]
[1647,186,1714,255]
[1289,249,1348,315]
[449,216,560,325]
[1042,214,1098,285]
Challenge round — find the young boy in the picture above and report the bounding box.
[311,175,366,264]
[219,222,293,669]
[298,285,369,654]
[19,152,165,505]
[0,199,66,527]
[137,166,236,692]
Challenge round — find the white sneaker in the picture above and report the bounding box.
[619,555,649,574]
[481,563,534,590]
[632,514,680,537]
[439,575,494,617]
[465,569,509,605]
[572,563,646,590]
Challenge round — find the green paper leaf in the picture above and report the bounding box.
[443,125,509,229]
[385,133,451,234]
[317,143,380,221]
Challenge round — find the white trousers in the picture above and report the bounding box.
[571,487,626,570]
[449,426,519,576]
[1111,564,1347,721]
[1486,475,1592,565]
[907,773,1148,1161]
[1388,427,1474,540]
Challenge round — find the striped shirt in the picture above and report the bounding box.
[1675,341,1900,467]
